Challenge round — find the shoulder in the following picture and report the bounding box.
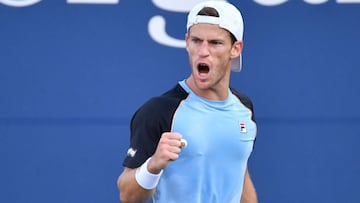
[230,87,254,111]
[139,84,188,112]
[131,84,189,124]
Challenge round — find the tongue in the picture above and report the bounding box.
[198,65,209,74]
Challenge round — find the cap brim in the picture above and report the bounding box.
[231,54,242,72]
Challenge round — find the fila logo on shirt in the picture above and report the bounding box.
[239,122,247,134]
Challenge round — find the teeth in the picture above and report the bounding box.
[198,63,208,68]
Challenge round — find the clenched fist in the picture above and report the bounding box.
[147,132,187,174]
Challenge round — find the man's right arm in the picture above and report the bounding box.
[117,132,185,203]
[117,167,155,203]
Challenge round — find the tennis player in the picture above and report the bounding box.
[117,1,258,202]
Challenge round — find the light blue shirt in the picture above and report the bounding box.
[153,80,257,203]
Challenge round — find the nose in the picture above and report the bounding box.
[198,41,210,56]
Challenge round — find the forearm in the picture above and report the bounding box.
[117,168,155,203]
[240,168,258,203]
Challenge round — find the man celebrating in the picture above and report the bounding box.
[117,1,258,202]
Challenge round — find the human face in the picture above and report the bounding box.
[186,23,242,99]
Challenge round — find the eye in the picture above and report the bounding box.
[192,38,201,44]
[210,40,223,45]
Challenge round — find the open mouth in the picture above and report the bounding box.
[198,63,210,74]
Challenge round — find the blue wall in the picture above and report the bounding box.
[1,1,359,202]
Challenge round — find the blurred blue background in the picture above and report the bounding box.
[1,0,359,202]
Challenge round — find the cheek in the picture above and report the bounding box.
[187,54,196,70]
[187,48,198,64]
[214,52,229,65]
[187,45,197,56]
[213,53,232,73]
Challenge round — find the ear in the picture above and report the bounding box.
[185,33,190,52]
[231,41,243,59]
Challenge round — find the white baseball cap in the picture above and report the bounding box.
[187,1,244,72]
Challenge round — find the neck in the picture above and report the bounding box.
[185,76,229,101]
